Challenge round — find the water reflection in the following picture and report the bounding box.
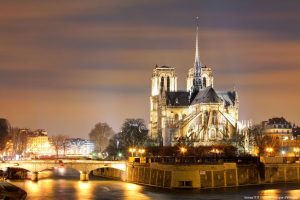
[76,181,92,199]
[7,169,300,200]
[124,183,150,200]
[259,189,281,200]
[288,190,300,200]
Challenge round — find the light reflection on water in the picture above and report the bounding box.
[9,179,300,200]
[7,169,300,200]
[259,189,281,200]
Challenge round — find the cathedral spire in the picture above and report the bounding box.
[194,17,201,68]
[193,17,202,91]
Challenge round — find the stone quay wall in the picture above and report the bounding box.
[94,162,300,189]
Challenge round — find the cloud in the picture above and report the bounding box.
[0,0,300,136]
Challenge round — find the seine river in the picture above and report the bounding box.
[7,169,300,200]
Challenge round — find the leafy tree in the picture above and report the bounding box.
[118,118,148,148]
[89,122,114,152]
[106,134,123,159]
[106,118,148,158]
[0,118,11,151]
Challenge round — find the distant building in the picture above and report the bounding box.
[262,117,293,140]
[66,138,95,157]
[25,129,52,156]
[262,117,300,156]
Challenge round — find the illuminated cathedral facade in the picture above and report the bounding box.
[149,25,249,147]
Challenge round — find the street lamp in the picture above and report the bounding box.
[266,147,273,156]
[129,148,136,157]
[138,148,145,156]
[180,147,187,155]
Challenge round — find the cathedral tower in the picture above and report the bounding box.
[150,65,177,139]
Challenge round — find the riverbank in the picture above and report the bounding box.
[0,181,27,199]
[95,162,300,189]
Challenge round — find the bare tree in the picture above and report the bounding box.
[249,124,280,156]
[89,122,114,152]
[0,118,11,151]
[50,135,69,158]
[69,138,86,154]
[11,128,28,156]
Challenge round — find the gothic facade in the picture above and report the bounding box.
[149,26,246,147]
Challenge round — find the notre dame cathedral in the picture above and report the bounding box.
[149,25,249,147]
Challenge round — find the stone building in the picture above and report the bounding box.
[262,117,293,140]
[149,25,247,147]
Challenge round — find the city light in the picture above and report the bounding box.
[138,149,145,155]
[211,148,220,154]
[180,147,187,155]
[293,147,300,156]
[266,147,273,156]
[129,148,136,157]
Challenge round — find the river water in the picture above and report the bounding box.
[7,169,300,200]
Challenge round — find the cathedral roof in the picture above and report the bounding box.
[191,86,222,105]
[217,91,237,106]
[166,91,190,107]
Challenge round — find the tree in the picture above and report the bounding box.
[118,118,148,148]
[106,118,148,158]
[69,138,86,155]
[50,135,69,158]
[106,134,122,159]
[89,122,114,152]
[11,128,28,156]
[61,136,70,156]
[0,118,11,151]
[249,124,280,156]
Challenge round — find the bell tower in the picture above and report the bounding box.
[150,65,177,139]
[151,65,177,96]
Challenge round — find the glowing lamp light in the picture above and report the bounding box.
[180,147,187,154]
[129,148,136,157]
[138,149,145,154]
[266,147,273,156]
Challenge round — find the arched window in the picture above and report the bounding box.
[160,76,164,93]
[212,111,217,125]
[167,76,170,92]
[203,77,207,87]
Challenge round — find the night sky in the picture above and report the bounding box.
[1,0,300,138]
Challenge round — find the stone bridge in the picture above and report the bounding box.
[0,160,126,181]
